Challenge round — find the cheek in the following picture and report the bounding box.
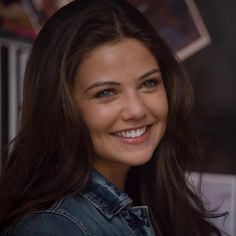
[147,93,169,120]
[159,99,169,120]
[79,103,120,132]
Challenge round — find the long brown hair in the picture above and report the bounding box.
[0,0,224,235]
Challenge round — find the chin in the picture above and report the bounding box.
[126,152,154,167]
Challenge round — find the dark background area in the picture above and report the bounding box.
[184,0,236,174]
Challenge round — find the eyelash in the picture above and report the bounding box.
[95,89,116,98]
[141,78,160,89]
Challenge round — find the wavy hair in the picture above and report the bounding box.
[0,0,223,235]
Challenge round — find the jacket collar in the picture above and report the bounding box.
[81,170,132,219]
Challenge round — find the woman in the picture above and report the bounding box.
[0,0,223,235]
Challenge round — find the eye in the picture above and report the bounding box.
[95,89,116,98]
[142,78,160,88]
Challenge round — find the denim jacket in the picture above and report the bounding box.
[2,171,156,236]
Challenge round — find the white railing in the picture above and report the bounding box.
[0,37,31,167]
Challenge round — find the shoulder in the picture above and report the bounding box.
[2,198,90,236]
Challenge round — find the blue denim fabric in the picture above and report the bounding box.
[2,171,155,235]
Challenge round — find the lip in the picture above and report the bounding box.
[110,125,152,144]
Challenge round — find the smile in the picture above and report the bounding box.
[112,126,148,138]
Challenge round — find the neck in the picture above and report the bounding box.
[93,161,129,191]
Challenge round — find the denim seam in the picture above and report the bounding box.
[1,211,90,236]
[54,210,90,236]
[31,211,90,236]
[82,193,118,214]
[81,193,131,218]
[48,198,64,211]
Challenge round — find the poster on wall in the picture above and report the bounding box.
[21,0,71,33]
[0,0,212,59]
[21,0,211,60]
[129,0,211,60]
[0,0,35,41]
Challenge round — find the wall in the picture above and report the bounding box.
[184,0,236,174]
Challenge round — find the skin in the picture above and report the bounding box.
[73,38,168,190]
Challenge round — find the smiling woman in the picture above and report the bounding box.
[0,0,224,236]
[73,38,168,187]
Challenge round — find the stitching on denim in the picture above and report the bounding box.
[28,211,90,236]
[1,210,90,236]
[81,193,132,218]
[48,198,64,211]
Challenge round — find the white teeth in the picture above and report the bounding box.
[131,130,135,137]
[114,126,147,138]
[137,129,142,137]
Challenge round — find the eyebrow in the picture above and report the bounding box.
[84,68,161,93]
[139,68,161,80]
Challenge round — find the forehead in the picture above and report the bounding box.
[74,38,160,86]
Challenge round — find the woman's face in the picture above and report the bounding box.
[73,38,168,175]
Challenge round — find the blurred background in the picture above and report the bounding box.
[0,0,236,233]
[184,1,236,175]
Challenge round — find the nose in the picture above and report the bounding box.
[121,92,147,121]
